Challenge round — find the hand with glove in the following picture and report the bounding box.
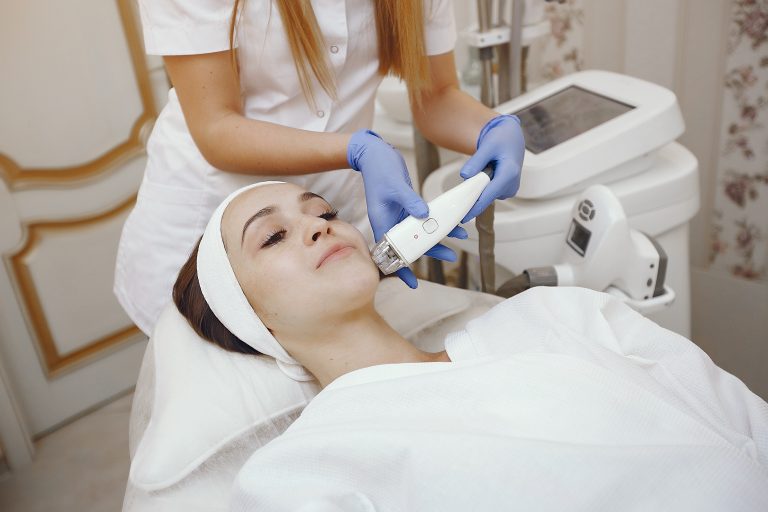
[459,114,526,223]
[347,129,467,288]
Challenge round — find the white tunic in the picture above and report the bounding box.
[115,0,457,334]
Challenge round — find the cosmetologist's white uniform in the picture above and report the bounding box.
[115,0,457,335]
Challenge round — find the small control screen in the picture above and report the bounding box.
[514,86,635,154]
[567,220,591,257]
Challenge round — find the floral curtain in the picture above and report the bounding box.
[520,0,585,89]
[538,0,584,82]
[709,0,768,281]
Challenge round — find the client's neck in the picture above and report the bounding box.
[278,306,449,388]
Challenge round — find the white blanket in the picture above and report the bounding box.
[231,288,768,511]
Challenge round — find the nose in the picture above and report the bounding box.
[304,215,331,245]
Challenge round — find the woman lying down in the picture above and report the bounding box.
[173,181,768,511]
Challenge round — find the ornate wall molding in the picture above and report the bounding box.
[7,196,141,377]
[0,0,156,189]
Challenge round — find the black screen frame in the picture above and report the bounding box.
[512,85,636,155]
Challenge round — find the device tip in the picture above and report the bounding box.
[371,239,407,275]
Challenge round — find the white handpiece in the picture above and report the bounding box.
[372,172,491,275]
[552,185,665,300]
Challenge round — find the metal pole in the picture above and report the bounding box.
[496,0,512,104]
[413,128,446,284]
[509,0,525,98]
[477,1,495,107]
[475,0,497,294]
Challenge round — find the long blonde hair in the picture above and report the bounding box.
[229,0,431,107]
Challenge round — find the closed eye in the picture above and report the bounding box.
[260,209,336,248]
[320,209,339,221]
[261,229,286,248]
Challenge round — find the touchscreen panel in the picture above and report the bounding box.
[514,86,635,154]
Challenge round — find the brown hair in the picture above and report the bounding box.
[173,240,262,356]
[229,0,430,107]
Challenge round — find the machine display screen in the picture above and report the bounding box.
[567,220,591,257]
[514,86,635,154]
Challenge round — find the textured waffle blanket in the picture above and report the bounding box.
[231,287,768,512]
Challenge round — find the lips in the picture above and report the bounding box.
[317,243,354,268]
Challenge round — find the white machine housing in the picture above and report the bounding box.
[506,70,684,198]
[423,142,699,337]
[554,185,664,299]
[551,185,676,316]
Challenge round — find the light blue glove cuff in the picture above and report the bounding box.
[347,129,383,172]
[476,114,522,149]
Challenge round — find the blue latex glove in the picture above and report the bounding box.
[347,129,468,288]
[459,114,525,223]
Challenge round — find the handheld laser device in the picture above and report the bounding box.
[372,170,491,275]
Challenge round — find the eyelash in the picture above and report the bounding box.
[320,209,339,221]
[260,209,339,248]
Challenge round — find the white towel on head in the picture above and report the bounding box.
[197,181,315,381]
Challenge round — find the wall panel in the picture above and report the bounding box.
[0,0,165,444]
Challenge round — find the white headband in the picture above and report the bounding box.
[197,181,314,382]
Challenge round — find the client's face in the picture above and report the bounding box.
[221,183,379,333]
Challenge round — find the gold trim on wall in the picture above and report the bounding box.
[0,0,157,188]
[8,197,141,377]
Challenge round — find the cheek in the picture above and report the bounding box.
[242,252,317,327]
[247,253,380,328]
[342,255,380,295]
[314,253,381,309]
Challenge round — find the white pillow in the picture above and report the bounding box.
[129,278,484,491]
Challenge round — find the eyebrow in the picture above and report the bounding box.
[240,191,329,246]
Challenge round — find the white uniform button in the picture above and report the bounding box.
[317,110,325,118]
[422,218,439,234]
[330,45,339,54]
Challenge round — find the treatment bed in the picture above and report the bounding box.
[123,278,502,511]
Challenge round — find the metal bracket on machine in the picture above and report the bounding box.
[461,25,511,49]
